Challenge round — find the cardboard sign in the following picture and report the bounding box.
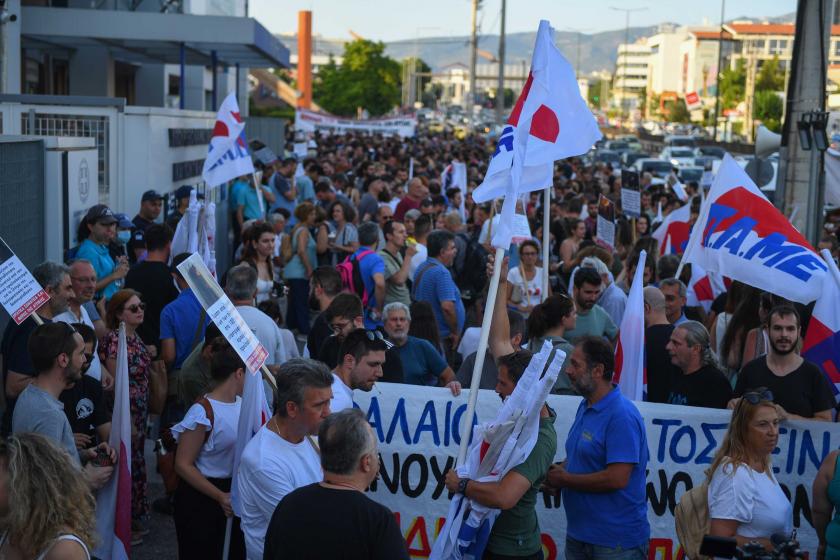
[176,253,268,373]
[0,238,49,324]
[596,195,616,249]
[621,170,641,218]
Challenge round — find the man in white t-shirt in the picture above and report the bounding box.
[330,328,390,412]
[409,215,433,281]
[236,358,333,560]
[225,264,286,365]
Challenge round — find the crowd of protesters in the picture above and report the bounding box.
[2,126,840,560]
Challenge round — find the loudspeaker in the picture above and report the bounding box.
[755,125,782,158]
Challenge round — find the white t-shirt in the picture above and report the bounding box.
[708,460,792,539]
[331,372,353,412]
[236,424,322,560]
[170,397,241,478]
[54,306,102,381]
[409,243,428,281]
[507,266,544,307]
[279,328,300,362]
[457,327,481,359]
[236,305,286,366]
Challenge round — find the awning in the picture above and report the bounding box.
[20,6,289,68]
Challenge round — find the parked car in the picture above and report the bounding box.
[633,158,675,177]
[622,151,650,168]
[660,147,697,168]
[694,155,717,170]
[595,150,621,165]
[695,146,727,159]
[664,134,697,149]
[605,140,631,155]
[678,166,705,183]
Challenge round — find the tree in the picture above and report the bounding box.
[664,98,691,123]
[753,90,783,132]
[313,40,401,117]
[588,79,605,108]
[755,56,785,92]
[719,59,746,111]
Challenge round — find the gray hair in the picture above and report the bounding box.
[268,213,286,225]
[643,286,666,312]
[357,221,380,247]
[32,261,70,290]
[660,277,687,298]
[677,320,718,368]
[383,302,411,322]
[226,264,257,301]
[318,408,375,475]
[274,358,333,418]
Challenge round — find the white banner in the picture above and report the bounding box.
[0,237,49,324]
[355,383,838,559]
[295,109,417,138]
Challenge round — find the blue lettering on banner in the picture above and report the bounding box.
[653,419,728,465]
[492,126,514,157]
[364,396,478,448]
[206,141,251,172]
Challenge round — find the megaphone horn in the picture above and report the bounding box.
[755,125,782,158]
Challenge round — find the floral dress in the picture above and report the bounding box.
[101,329,151,521]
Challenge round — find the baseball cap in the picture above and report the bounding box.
[114,213,133,229]
[85,204,117,225]
[141,189,163,202]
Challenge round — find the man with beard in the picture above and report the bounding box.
[731,305,834,421]
[444,256,556,560]
[12,322,115,488]
[329,329,389,412]
[382,303,460,395]
[544,336,650,560]
[378,221,416,307]
[664,321,732,409]
[564,267,618,344]
[306,267,343,359]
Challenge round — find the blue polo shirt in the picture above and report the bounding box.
[159,288,210,370]
[76,239,118,300]
[393,336,448,386]
[352,248,385,330]
[413,258,465,337]
[563,387,650,548]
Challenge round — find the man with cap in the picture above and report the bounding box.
[76,204,128,301]
[166,185,202,230]
[130,190,163,262]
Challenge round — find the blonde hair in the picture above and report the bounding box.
[708,393,777,480]
[0,434,96,557]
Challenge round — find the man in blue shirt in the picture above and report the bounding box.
[160,253,211,374]
[269,158,298,215]
[544,336,650,560]
[382,302,460,395]
[353,223,386,330]
[413,230,465,355]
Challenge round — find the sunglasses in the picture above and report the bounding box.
[741,388,774,405]
[125,302,146,313]
[365,329,394,349]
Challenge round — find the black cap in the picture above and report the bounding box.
[174,185,193,200]
[142,189,163,202]
[84,204,117,225]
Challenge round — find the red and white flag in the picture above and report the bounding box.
[682,155,828,304]
[231,368,272,517]
[614,250,647,401]
[651,203,691,256]
[202,92,255,188]
[472,20,601,248]
[802,250,840,399]
[94,323,132,560]
[686,264,727,312]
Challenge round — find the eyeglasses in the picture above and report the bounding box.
[742,388,774,405]
[125,303,146,313]
[366,329,394,349]
[329,320,351,334]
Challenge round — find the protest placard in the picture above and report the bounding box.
[596,195,616,250]
[0,237,49,324]
[176,253,267,373]
[621,170,641,218]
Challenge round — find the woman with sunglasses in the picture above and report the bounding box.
[100,289,153,545]
[707,388,792,551]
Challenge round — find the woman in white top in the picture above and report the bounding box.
[328,200,359,266]
[507,240,550,317]
[173,340,247,560]
[707,387,792,551]
[240,222,276,304]
[0,433,94,560]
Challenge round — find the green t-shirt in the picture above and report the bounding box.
[379,249,411,307]
[564,304,618,343]
[487,409,558,556]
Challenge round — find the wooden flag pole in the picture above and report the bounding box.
[542,187,550,302]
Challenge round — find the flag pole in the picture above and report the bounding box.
[457,246,505,465]
[222,518,233,560]
[542,187,550,301]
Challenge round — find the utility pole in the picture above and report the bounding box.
[495,0,506,125]
[610,6,647,127]
[468,0,479,124]
[743,41,758,142]
[712,0,727,141]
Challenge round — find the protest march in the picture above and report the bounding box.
[3,8,840,560]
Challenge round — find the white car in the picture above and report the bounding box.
[660,147,696,168]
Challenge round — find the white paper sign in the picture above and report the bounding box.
[176,253,268,373]
[0,238,49,324]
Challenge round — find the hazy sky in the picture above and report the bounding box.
[251,0,796,41]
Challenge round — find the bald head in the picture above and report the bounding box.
[644,286,666,311]
[408,178,428,200]
[443,211,463,232]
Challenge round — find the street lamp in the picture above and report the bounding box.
[610,6,648,128]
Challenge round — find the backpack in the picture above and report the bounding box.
[337,249,375,306]
[674,473,711,560]
[156,397,215,494]
[456,233,489,300]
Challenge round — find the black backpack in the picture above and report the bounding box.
[456,233,488,300]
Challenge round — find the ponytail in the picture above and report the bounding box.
[527,294,575,340]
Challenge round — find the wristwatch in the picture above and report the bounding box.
[457,478,470,495]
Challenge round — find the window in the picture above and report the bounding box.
[650,45,660,55]
[769,39,788,55]
[834,41,840,57]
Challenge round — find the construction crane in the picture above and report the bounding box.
[476,48,497,62]
[348,29,365,40]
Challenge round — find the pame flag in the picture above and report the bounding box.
[202,93,255,188]
[681,155,827,304]
[686,264,727,312]
[472,19,601,248]
[614,250,646,401]
[651,203,691,256]
[803,250,840,398]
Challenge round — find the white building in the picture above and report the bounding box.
[431,63,470,106]
[613,41,651,112]
[646,25,692,103]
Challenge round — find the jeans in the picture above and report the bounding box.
[285,278,311,334]
[565,537,648,560]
